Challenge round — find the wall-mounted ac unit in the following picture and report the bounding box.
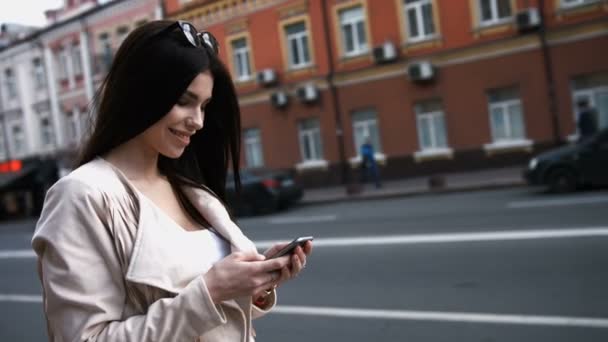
[296,83,319,103]
[373,41,398,64]
[408,61,435,82]
[257,68,278,87]
[271,91,288,108]
[516,8,541,32]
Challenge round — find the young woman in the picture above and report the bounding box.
[32,20,312,341]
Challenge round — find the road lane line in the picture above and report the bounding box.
[269,215,337,224]
[254,227,608,248]
[508,196,608,209]
[0,250,35,259]
[0,294,42,303]
[273,305,608,329]
[4,227,608,259]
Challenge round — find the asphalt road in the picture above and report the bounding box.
[1,187,607,341]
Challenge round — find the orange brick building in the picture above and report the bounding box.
[164,0,608,187]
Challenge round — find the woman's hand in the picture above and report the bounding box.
[258,241,313,292]
[203,251,291,304]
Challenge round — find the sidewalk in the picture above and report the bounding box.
[301,166,526,205]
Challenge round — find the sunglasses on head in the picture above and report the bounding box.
[159,20,219,56]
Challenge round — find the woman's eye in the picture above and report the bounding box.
[177,99,188,106]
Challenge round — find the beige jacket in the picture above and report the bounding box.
[32,158,275,342]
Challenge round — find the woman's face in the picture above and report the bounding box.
[139,71,213,158]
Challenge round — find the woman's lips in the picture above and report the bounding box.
[169,128,191,145]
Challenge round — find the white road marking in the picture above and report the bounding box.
[254,227,608,248]
[508,195,608,209]
[272,306,608,329]
[3,294,607,329]
[0,294,42,303]
[269,215,337,224]
[0,250,35,259]
[4,227,608,259]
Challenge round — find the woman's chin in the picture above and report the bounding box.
[160,148,186,159]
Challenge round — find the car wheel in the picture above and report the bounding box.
[548,168,577,193]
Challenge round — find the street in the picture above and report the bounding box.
[1,187,608,341]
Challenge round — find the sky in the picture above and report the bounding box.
[0,0,64,27]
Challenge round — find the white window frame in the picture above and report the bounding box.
[572,86,608,131]
[298,119,323,162]
[39,116,54,147]
[478,0,513,27]
[285,22,311,69]
[561,0,600,8]
[57,48,68,80]
[71,43,82,76]
[404,0,436,42]
[231,38,252,81]
[339,6,368,57]
[488,98,526,142]
[416,109,448,150]
[4,68,18,98]
[352,114,382,155]
[244,128,264,168]
[9,123,25,156]
[32,58,46,89]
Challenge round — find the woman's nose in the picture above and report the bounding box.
[188,109,204,130]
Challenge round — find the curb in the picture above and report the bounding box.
[298,181,526,207]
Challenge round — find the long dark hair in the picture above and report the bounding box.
[77,20,241,225]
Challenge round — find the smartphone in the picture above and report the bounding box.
[268,236,313,259]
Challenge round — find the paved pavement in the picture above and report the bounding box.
[301,166,526,205]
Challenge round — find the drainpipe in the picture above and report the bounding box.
[538,0,562,144]
[320,0,353,192]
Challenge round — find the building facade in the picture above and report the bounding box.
[165,0,608,187]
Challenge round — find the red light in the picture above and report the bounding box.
[262,179,279,189]
[9,160,22,172]
[0,163,8,173]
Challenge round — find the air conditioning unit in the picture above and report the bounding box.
[516,8,541,32]
[407,61,435,82]
[271,91,289,108]
[296,83,319,103]
[373,41,398,64]
[257,68,278,87]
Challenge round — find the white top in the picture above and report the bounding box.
[139,193,231,275]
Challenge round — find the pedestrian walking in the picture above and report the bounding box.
[576,97,599,142]
[360,136,382,188]
[31,20,312,342]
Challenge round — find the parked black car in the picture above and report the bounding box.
[225,169,303,216]
[524,129,608,192]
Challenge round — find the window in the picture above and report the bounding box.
[487,87,526,142]
[40,117,54,146]
[244,128,264,168]
[57,48,68,80]
[478,0,512,26]
[65,112,78,142]
[298,118,323,162]
[11,125,25,155]
[32,58,46,89]
[404,0,436,42]
[116,26,129,46]
[285,21,311,69]
[98,33,113,73]
[415,100,448,150]
[71,43,82,76]
[231,38,252,81]
[352,109,382,155]
[4,68,17,98]
[561,0,598,8]
[571,73,608,131]
[339,5,368,56]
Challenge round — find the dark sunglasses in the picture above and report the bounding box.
[159,20,219,56]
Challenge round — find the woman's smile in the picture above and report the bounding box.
[169,128,192,145]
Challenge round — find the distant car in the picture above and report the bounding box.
[524,129,608,192]
[225,169,303,216]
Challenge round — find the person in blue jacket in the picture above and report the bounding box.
[360,136,382,188]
